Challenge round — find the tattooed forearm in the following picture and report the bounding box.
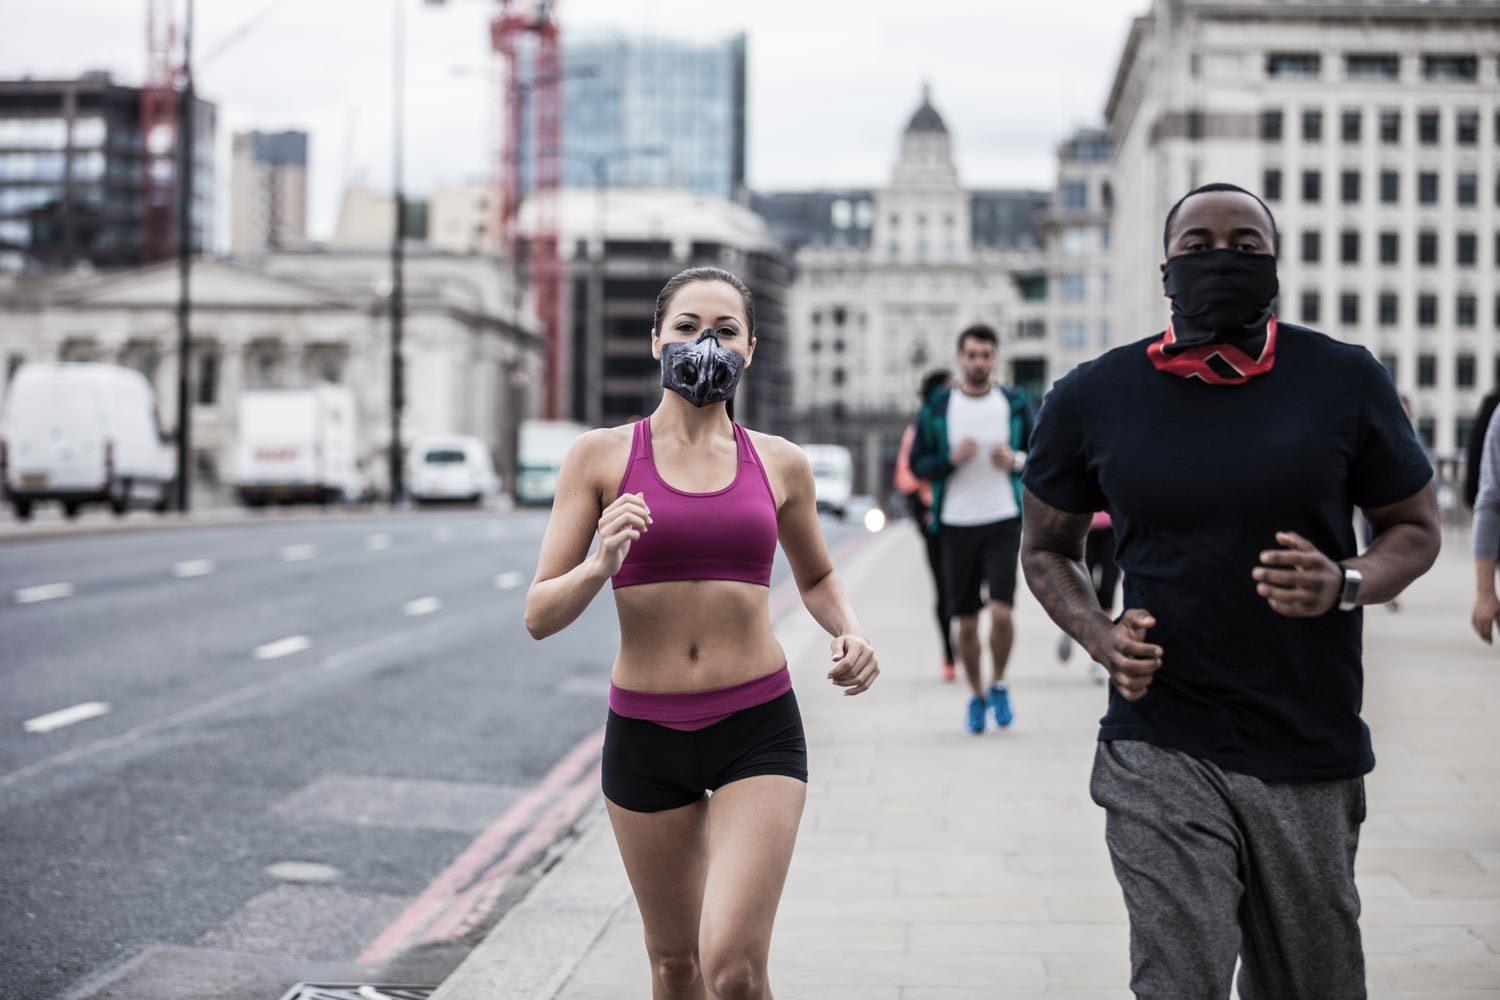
[1020,490,1114,656]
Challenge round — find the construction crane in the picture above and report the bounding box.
[140,0,178,263]
[491,0,564,419]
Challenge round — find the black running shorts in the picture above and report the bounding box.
[940,516,1022,616]
[602,689,808,813]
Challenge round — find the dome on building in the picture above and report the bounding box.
[904,83,948,135]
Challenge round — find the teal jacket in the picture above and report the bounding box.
[909,384,1036,534]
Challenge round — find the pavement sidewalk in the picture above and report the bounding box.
[438,521,1500,999]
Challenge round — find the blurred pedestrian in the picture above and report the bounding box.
[1021,183,1440,999]
[910,325,1035,734]
[1470,404,1500,642]
[1464,388,1500,510]
[894,368,956,680]
[1056,509,1117,685]
[524,266,879,999]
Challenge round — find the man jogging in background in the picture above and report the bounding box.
[911,324,1034,734]
[1469,405,1500,642]
[1020,183,1440,998]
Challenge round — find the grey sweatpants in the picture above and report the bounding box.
[1090,740,1367,1000]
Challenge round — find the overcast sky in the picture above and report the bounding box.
[1,0,1140,246]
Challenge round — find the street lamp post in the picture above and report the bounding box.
[389,0,408,508]
[173,0,196,512]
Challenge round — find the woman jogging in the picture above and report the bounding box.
[524,265,879,999]
[895,369,956,680]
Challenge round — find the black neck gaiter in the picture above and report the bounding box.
[1161,249,1279,355]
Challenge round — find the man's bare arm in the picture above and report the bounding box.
[1020,489,1111,649]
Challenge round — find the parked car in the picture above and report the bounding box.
[0,362,174,520]
[233,385,361,506]
[408,435,501,506]
[802,443,855,519]
[516,420,588,504]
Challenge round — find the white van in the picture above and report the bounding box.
[802,443,855,519]
[408,435,500,506]
[1,362,175,520]
[516,420,588,504]
[233,385,361,505]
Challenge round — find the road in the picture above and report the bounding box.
[0,508,867,1000]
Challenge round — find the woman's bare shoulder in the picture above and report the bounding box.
[744,429,812,481]
[569,424,636,502]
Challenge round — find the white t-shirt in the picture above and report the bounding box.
[942,386,1018,526]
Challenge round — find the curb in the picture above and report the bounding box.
[0,505,511,545]
[429,525,904,1000]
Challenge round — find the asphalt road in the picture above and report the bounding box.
[0,508,867,1000]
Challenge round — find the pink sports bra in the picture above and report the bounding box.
[611,417,778,589]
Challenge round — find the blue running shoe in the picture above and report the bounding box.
[989,684,1014,728]
[965,694,986,735]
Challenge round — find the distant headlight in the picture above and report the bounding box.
[863,508,886,533]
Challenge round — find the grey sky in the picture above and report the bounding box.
[2,0,1140,246]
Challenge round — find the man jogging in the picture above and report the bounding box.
[1020,183,1440,998]
[911,324,1034,734]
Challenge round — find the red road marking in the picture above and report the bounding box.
[358,728,604,965]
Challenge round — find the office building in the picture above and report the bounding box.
[229,129,308,255]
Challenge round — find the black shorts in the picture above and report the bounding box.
[941,516,1022,616]
[602,689,808,813]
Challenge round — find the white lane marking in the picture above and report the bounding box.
[173,559,216,578]
[365,533,392,551]
[15,582,74,604]
[266,860,341,883]
[23,701,111,734]
[280,544,316,562]
[494,571,523,590]
[403,596,441,617]
[253,635,312,661]
[433,527,452,542]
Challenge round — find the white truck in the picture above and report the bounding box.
[516,420,588,504]
[233,385,361,506]
[1,362,175,520]
[802,443,855,519]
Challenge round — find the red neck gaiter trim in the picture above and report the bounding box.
[1146,317,1278,385]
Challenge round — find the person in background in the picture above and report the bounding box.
[1470,404,1500,643]
[910,325,1035,734]
[1465,388,1500,511]
[1057,509,1118,685]
[895,369,956,680]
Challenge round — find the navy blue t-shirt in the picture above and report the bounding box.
[1023,324,1432,782]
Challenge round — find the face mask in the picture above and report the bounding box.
[1161,248,1278,350]
[659,329,746,408]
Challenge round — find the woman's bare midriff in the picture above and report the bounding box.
[610,578,787,691]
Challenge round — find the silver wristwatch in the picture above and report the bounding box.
[1337,565,1363,612]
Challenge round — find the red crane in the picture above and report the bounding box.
[492,0,564,420]
[141,0,178,263]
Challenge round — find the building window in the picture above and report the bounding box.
[1267,52,1321,79]
[1417,172,1438,204]
[1061,181,1088,210]
[1060,274,1086,302]
[1301,229,1322,264]
[1418,231,1437,265]
[1417,417,1436,449]
[831,306,847,326]
[1379,354,1398,380]
[1457,111,1479,145]
[1418,110,1440,145]
[1340,230,1359,264]
[1458,233,1477,267]
[1378,292,1398,326]
[1379,109,1400,144]
[831,368,845,387]
[1346,53,1399,80]
[1458,294,1477,327]
[1261,110,1283,142]
[1302,170,1321,203]
[1341,110,1362,143]
[1422,54,1477,81]
[1301,290,1321,324]
[1302,109,1323,142]
[1457,173,1477,206]
[1340,171,1360,204]
[1263,168,1283,201]
[1458,354,1477,388]
[1379,232,1398,264]
[196,351,217,406]
[1379,170,1399,203]
[1418,293,1438,327]
[1340,293,1360,325]
[1417,355,1437,388]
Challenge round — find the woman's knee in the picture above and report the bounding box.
[702,950,766,999]
[648,947,701,992]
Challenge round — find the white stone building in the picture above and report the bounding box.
[1043,128,1118,377]
[1106,0,1500,457]
[0,249,542,495]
